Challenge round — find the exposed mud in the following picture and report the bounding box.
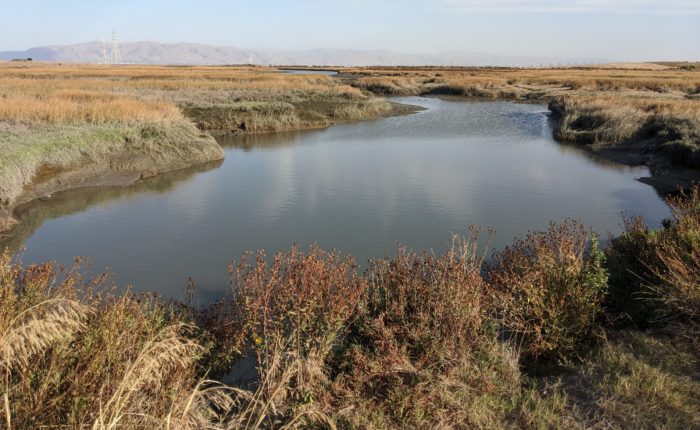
[1,139,224,234]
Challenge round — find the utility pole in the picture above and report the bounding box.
[112,30,122,64]
[101,37,109,64]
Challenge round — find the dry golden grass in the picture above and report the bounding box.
[0,251,230,429]
[0,94,182,125]
[589,62,674,70]
[0,63,363,126]
[348,66,700,94]
[551,94,700,148]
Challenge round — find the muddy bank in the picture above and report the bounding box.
[2,160,223,251]
[548,100,700,195]
[0,129,224,234]
[182,98,414,136]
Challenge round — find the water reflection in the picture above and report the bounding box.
[279,69,339,76]
[2,160,223,254]
[217,130,310,151]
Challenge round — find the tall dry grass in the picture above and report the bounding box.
[349,66,700,95]
[551,95,700,148]
[0,94,183,125]
[0,251,229,429]
[648,186,700,322]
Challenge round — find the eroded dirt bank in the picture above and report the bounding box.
[0,129,224,233]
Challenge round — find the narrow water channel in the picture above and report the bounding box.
[2,97,671,302]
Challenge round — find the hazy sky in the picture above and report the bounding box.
[2,0,699,60]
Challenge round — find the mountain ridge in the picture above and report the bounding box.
[0,41,608,67]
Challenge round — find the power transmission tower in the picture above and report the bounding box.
[112,30,122,64]
[101,37,110,64]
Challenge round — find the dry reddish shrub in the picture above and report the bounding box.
[235,245,366,368]
[358,231,489,366]
[488,220,608,362]
[229,245,367,426]
[329,230,496,425]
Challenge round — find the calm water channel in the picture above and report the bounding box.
[2,97,671,302]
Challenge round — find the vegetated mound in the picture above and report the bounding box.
[588,62,674,70]
[654,61,700,71]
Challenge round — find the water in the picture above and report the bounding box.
[279,69,338,76]
[2,97,670,302]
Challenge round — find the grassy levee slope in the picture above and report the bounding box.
[347,66,700,190]
[0,63,391,231]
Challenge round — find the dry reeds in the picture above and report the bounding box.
[0,252,233,429]
[0,94,183,125]
[349,66,700,94]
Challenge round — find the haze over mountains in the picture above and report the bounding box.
[0,41,606,67]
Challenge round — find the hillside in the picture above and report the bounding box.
[0,41,605,66]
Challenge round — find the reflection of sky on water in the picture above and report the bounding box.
[5,97,671,303]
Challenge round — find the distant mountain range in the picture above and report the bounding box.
[0,41,607,67]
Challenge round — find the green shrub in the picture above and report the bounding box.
[488,220,608,362]
[648,186,700,322]
[606,186,700,326]
[604,216,663,326]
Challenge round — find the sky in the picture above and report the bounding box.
[1,0,699,61]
